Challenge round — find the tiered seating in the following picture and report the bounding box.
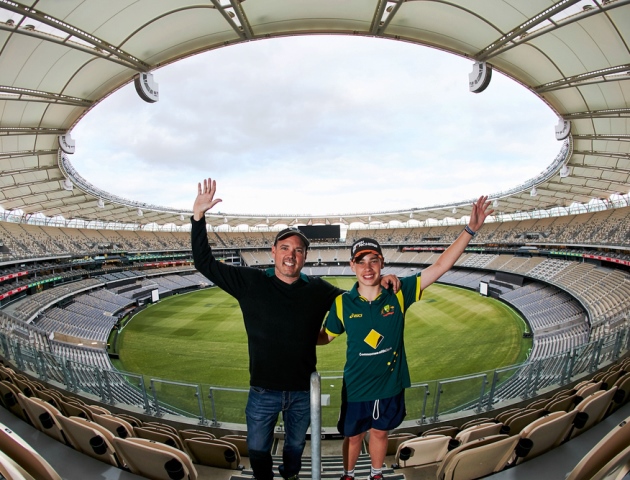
[392,361,630,478]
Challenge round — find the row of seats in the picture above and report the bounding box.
[0,364,247,480]
[387,358,630,479]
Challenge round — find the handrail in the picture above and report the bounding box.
[310,371,321,480]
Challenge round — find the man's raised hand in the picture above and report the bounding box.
[193,178,222,221]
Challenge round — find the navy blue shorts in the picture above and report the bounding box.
[337,385,406,438]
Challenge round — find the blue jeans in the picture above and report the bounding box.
[245,386,310,480]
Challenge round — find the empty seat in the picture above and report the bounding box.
[113,413,143,427]
[0,449,36,480]
[546,393,579,413]
[55,415,121,467]
[566,415,630,480]
[515,410,578,464]
[504,409,545,435]
[17,394,66,444]
[221,434,249,457]
[576,381,604,399]
[179,429,216,441]
[0,421,62,480]
[436,434,521,480]
[421,425,459,438]
[609,372,630,414]
[57,398,92,420]
[183,437,242,470]
[393,435,455,468]
[587,444,630,480]
[455,422,504,443]
[92,413,135,439]
[113,437,198,480]
[571,388,618,438]
[0,382,28,422]
[134,426,185,451]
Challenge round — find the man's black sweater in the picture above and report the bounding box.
[191,216,343,391]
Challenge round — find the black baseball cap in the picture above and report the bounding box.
[350,237,383,261]
[274,227,310,248]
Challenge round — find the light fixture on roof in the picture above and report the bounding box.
[409,212,414,219]
[560,165,570,178]
[555,118,571,140]
[6,19,14,26]
[97,198,105,208]
[58,132,75,154]
[530,186,537,197]
[266,218,269,224]
[179,214,185,221]
[137,208,143,217]
[62,179,73,191]
[469,61,492,93]
[452,207,457,214]
[134,72,159,103]
[224,216,228,223]
[493,199,499,208]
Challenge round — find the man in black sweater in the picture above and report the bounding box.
[191,178,398,480]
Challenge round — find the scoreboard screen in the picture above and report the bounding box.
[298,225,341,241]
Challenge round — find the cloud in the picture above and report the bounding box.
[71,35,559,216]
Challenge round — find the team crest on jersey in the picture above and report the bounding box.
[381,304,395,317]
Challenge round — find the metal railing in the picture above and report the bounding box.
[0,326,628,428]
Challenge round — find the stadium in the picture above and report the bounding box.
[0,1,629,480]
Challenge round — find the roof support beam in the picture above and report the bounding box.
[572,150,630,163]
[0,86,92,107]
[0,149,58,160]
[0,0,151,71]
[572,134,630,143]
[476,0,581,61]
[0,127,66,136]
[478,0,630,60]
[209,0,248,40]
[536,65,630,93]
[564,108,630,120]
[0,165,60,176]
[372,0,403,36]
[229,0,253,39]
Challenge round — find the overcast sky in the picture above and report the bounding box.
[71,35,561,217]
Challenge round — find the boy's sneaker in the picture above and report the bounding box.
[339,476,354,480]
[368,475,384,480]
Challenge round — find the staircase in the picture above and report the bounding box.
[229,454,405,479]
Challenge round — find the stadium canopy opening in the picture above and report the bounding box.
[0,0,629,230]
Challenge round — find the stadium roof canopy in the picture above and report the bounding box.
[0,0,629,229]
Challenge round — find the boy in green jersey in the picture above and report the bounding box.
[319,196,493,480]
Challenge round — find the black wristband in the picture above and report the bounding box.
[464,225,476,236]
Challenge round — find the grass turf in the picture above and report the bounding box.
[114,278,531,423]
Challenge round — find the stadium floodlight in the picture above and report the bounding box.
[493,199,499,208]
[97,198,105,208]
[58,132,75,154]
[134,72,159,103]
[62,178,73,191]
[530,186,538,197]
[137,208,143,217]
[452,207,457,214]
[179,214,185,221]
[555,118,571,140]
[560,165,570,178]
[469,61,492,93]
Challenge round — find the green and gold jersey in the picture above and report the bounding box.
[324,275,422,402]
